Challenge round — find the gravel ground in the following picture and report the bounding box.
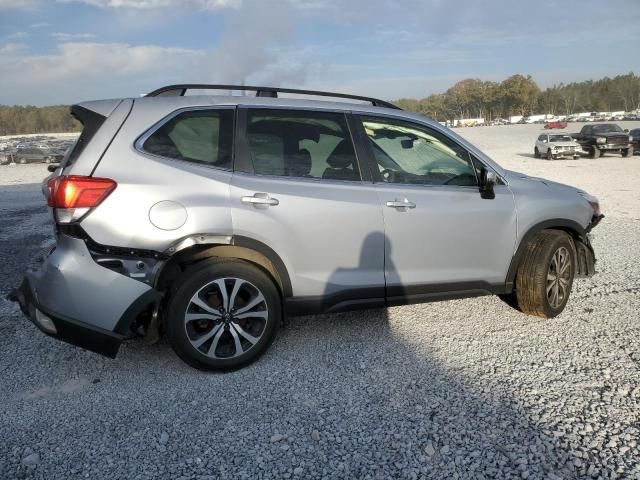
[1,123,639,479]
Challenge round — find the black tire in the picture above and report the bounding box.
[509,230,576,318]
[534,147,540,158]
[622,147,633,158]
[546,148,553,160]
[589,146,601,159]
[166,259,281,371]
[573,155,580,160]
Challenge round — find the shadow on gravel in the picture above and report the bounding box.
[1,207,582,479]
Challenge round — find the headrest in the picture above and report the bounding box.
[287,149,312,177]
[326,140,355,169]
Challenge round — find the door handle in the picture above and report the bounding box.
[241,193,279,207]
[386,199,416,209]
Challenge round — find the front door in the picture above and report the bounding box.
[352,114,517,303]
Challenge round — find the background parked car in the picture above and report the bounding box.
[544,120,568,129]
[14,147,64,164]
[534,133,582,159]
[630,128,640,154]
[571,123,634,158]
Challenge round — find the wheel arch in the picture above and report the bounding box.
[505,219,586,291]
[155,236,293,299]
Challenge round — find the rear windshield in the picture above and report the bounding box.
[61,105,107,168]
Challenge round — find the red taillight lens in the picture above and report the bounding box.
[49,176,116,209]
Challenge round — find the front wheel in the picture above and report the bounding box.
[534,147,540,158]
[508,230,576,318]
[166,259,281,371]
[589,146,601,159]
[546,148,554,160]
[622,147,633,158]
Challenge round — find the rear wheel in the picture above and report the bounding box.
[166,259,280,371]
[589,146,601,159]
[506,230,575,318]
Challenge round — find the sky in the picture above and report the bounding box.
[0,0,638,105]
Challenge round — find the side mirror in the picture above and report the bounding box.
[479,168,496,200]
[47,163,60,173]
[624,129,629,133]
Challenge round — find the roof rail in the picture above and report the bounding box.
[144,84,401,110]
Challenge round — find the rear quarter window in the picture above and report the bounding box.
[142,109,234,169]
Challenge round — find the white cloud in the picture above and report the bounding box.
[57,0,239,9]
[6,31,30,40]
[51,32,97,41]
[0,0,35,7]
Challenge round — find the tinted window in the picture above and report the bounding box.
[359,116,477,186]
[245,109,360,181]
[593,124,623,134]
[143,109,234,168]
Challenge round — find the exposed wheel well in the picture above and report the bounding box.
[155,244,290,299]
[506,220,588,292]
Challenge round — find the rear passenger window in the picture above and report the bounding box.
[143,109,234,169]
[245,109,360,181]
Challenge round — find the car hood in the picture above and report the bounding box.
[503,169,581,192]
[591,131,627,137]
[547,141,579,147]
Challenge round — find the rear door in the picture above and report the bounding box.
[351,113,517,303]
[230,107,385,308]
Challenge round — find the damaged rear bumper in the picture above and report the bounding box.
[8,234,160,358]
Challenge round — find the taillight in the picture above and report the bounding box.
[47,175,116,223]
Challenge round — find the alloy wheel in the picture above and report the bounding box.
[546,246,571,309]
[184,277,268,359]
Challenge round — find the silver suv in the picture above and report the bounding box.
[10,85,604,371]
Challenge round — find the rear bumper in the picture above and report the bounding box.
[9,234,160,358]
[9,278,123,358]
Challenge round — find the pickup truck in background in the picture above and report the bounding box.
[571,123,634,158]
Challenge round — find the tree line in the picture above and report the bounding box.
[394,72,640,122]
[0,105,81,136]
[1,72,639,134]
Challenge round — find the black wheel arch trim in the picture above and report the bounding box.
[505,218,594,290]
[231,235,293,298]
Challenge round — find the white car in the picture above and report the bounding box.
[534,133,582,160]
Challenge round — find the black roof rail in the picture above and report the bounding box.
[144,84,401,110]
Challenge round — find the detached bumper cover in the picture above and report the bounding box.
[9,234,160,358]
[576,214,604,278]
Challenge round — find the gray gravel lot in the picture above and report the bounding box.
[1,126,639,479]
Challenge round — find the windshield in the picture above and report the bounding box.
[549,135,573,142]
[592,124,623,133]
